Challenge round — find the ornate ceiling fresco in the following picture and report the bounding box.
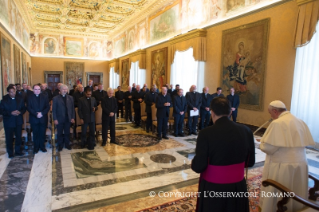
[20,0,161,38]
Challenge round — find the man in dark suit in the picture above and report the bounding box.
[93,83,107,106]
[27,85,50,154]
[22,83,33,99]
[53,84,75,151]
[0,85,26,158]
[132,83,136,92]
[142,84,150,93]
[101,88,117,146]
[156,87,171,140]
[132,85,145,127]
[53,83,62,97]
[200,87,212,130]
[115,86,124,118]
[78,88,98,149]
[211,87,224,99]
[173,88,187,137]
[85,80,94,92]
[41,83,53,102]
[166,84,173,95]
[144,86,158,133]
[93,83,98,92]
[152,84,159,93]
[186,85,202,135]
[16,83,27,102]
[124,86,133,122]
[73,84,84,108]
[69,85,77,96]
[227,87,240,122]
[171,84,180,98]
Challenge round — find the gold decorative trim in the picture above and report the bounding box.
[128,49,146,58]
[296,0,316,5]
[169,29,207,45]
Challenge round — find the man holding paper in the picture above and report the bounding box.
[186,85,202,135]
[155,87,172,140]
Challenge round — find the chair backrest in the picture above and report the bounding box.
[95,104,102,125]
[75,108,81,126]
[23,112,27,128]
[169,107,173,119]
[131,99,134,112]
[25,110,29,123]
[48,112,52,128]
[151,104,157,121]
[141,102,146,116]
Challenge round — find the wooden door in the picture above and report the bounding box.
[47,74,60,91]
[89,75,101,84]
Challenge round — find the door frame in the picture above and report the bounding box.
[86,72,103,86]
[44,71,63,84]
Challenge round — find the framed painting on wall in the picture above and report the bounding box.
[151,47,168,90]
[21,52,27,84]
[220,18,270,111]
[13,44,21,84]
[121,58,130,89]
[64,62,84,90]
[64,37,84,57]
[0,32,12,96]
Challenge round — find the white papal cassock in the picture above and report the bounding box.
[259,111,315,212]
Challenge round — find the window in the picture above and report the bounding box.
[291,22,319,144]
[170,48,205,92]
[129,61,146,86]
[109,67,119,89]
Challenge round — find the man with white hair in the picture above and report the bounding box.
[41,83,53,102]
[259,100,315,212]
[101,88,117,145]
[52,84,75,151]
[86,79,94,92]
[73,84,84,108]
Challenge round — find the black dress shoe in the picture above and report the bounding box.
[174,134,179,137]
[33,149,39,154]
[146,129,149,133]
[41,148,47,153]
[15,152,24,156]
[58,147,63,151]
[157,136,162,141]
[8,155,14,158]
[110,140,116,144]
[101,141,106,146]
[188,132,193,136]
[193,132,198,135]
[178,134,185,137]
[65,146,71,150]
[162,136,169,140]
[87,147,94,150]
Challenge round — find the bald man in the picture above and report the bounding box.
[259,100,315,212]
[200,87,212,129]
[185,85,202,135]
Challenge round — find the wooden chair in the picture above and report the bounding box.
[140,102,147,129]
[262,175,319,212]
[168,107,174,133]
[95,104,103,141]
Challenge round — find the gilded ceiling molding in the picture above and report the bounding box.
[169,29,207,63]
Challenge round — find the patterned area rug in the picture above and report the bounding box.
[115,134,160,147]
[136,175,263,212]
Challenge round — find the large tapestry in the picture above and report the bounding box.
[1,33,11,96]
[121,59,130,89]
[21,52,27,84]
[65,62,84,90]
[221,19,269,111]
[13,44,20,84]
[151,47,168,90]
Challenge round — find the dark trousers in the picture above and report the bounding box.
[134,107,141,126]
[188,113,199,133]
[56,121,71,149]
[157,116,168,137]
[125,104,132,121]
[102,117,115,142]
[31,123,46,151]
[200,110,211,129]
[174,114,184,135]
[81,122,95,149]
[231,109,238,122]
[117,102,124,118]
[4,125,22,156]
[146,112,152,130]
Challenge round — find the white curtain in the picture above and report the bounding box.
[129,61,146,87]
[109,67,119,89]
[291,22,319,145]
[170,48,205,92]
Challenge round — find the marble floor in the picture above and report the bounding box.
[0,122,317,212]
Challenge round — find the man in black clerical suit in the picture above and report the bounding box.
[52,84,75,151]
[156,87,172,140]
[0,86,26,158]
[16,83,27,102]
[41,83,53,102]
[124,86,133,122]
[211,87,224,99]
[93,83,107,106]
[200,87,212,130]
[142,84,150,93]
[173,88,187,137]
[185,85,202,135]
[171,84,180,98]
[101,88,117,146]
[227,87,240,122]
[27,85,50,154]
[78,88,98,150]
[132,83,137,92]
[191,97,255,212]
[144,86,158,133]
[53,83,62,97]
[69,85,77,96]
[132,85,145,127]
[85,80,94,92]
[22,83,33,99]
[73,84,84,108]
[115,86,124,118]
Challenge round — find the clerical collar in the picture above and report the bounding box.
[193,92,195,94]
[109,97,111,98]
[36,95,39,97]
[279,111,290,118]
[100,90,102,92]
[11,97,15,100]
[87,98,90,99]
[62,95,65,97]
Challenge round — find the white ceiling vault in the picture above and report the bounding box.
[18,0,162,38]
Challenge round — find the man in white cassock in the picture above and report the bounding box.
[259,100,315,212]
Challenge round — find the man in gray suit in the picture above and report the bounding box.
[53,84,75,151]
[78,88,98,150]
